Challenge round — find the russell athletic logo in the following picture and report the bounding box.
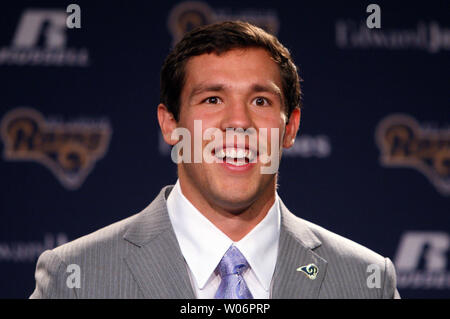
[376,114,450,196]
[0,108,112,190]
[394,231,450,289]
[0,8,89,66]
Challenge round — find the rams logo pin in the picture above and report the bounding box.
[296,263,319,280]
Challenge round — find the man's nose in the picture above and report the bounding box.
[219,99,253,131]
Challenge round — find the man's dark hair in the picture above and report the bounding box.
[160,21,302,122]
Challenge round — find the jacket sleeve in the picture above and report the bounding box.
[382,257,401,299]
[29,249,77,299]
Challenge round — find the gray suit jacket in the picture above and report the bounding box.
[30,185,400,299]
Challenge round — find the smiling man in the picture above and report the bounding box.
[30,21,400,299]
[158,46,296,242]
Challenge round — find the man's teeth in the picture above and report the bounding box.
[215,148,256,163]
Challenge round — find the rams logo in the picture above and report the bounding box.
[297,263,319,280]
[376,114,449,196]
[168,1,214,46]
[168,1,279,46]
[0,107,112,190]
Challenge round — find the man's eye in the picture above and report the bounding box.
[204,97,222,104]
[253,97,270,106]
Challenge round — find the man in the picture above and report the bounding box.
[30,21,400,299]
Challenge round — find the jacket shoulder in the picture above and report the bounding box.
[52,212,140,261]
[284,212,398,298]
[304,219,386,265]
[30,212,143,298]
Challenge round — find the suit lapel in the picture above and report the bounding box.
[122,186,328,299]
[123,186,196,299]
[271,200,328,299]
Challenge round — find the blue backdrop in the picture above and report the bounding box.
[0,0,448,298]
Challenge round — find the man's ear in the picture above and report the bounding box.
[282,107,301,148]
[157,103,178,146]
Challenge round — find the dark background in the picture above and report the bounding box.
[0,0,448,298]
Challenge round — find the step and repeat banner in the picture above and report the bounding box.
[0,1,448,298]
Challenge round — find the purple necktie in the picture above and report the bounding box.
[214,245,254,299]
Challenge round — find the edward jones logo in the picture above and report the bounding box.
[0,108,112,190]
[0,8,89,66]
[376,114,450,196]
[335,20,450,54]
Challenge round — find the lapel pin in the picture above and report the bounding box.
[296,263,319,280]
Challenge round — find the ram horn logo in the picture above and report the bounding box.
[0,108,112,190]
[167,1,279,46]
[376,114,449,196]
[296,263,319,280]
[168,1,214,45]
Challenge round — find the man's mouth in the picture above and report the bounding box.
[213,147,258,166]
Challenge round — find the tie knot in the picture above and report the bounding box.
[217,246,249,278]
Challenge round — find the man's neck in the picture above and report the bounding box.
[177,175,276,242]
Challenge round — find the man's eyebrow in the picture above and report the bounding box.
[189,84,225,100]
[251,83,283,103]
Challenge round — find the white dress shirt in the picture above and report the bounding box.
[166,180,281,299]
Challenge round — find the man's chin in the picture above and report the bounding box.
[208,189,260,214]
[209,175,276,211]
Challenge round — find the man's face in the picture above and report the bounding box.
[159,47,300,212]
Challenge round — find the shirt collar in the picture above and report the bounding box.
[166,180,280,291]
